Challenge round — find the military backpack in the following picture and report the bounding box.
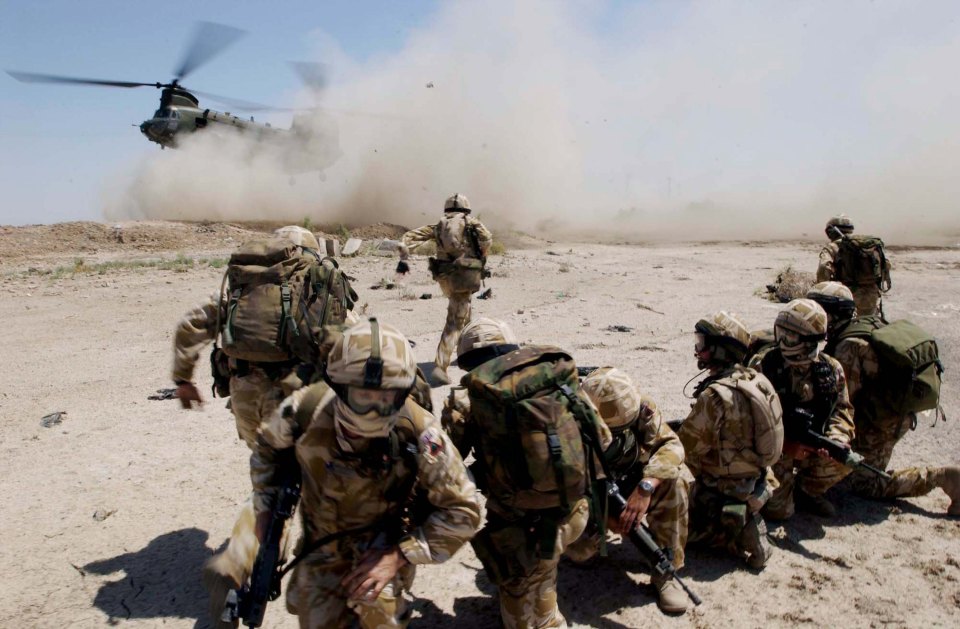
[835,234,892,291]
[708,367,785,470]
[838,316,943,416]
[428,214,485,292]
[215,237,357,366]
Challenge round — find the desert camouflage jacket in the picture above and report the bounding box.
[401,214,492,262]
[171,295,224,383]
[817,240,840,283]
[603,395,685,482]
[252,385,482,566]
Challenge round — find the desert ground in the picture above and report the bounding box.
[1,221,958,628]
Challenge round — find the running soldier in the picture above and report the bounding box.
[251,318,481,627]
[568,367,691,614]
[678,312,783,570]
[816,214,891,317]
[806,282,960,514]
[397,193,493,385]
[752,299,856,519]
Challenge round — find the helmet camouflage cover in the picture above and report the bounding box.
[694,311,751,350]
[274,225,321,250]
[325,318,416,389]
[825,214,854,234]
[581,367,643,430]
[775,299,828,338]
[457,317,517,358]
[806,281,855,314]
[444,193,471,212]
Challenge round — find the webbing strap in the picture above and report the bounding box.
[545,426,569,513]
[364,317,384,387]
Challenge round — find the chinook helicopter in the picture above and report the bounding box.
[6,22,341,174]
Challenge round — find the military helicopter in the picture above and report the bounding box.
[6,22,341,174]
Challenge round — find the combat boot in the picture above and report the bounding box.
[430,365,451,385]
[738,514,773,571]
[202,554,242,628]
[933,466,960,515]
[651,574,688,614]
[795,489,837,518]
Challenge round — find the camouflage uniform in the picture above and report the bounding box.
[755,351,856,519]
[401,206,493,373]
[678,366,779,566]
[833,336,942,499]
[817,240,883,317]
[253,384,482,628]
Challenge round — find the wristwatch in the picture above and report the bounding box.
[638,479,656,495]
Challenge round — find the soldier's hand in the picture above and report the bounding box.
[617,483,655,533]
[341,547,409,602]
[176,382,204,409]
[783,441,816,461]
[395,260,410,275]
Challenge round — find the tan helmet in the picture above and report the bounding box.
[457,318,517,356]
[775,299,828,338]
[274,225,320,250]
[825,214,854,237]
[806,281,856,319]
[444,193,471,212]
[694,311,751,350]
[582,367,642,430]
[325,317,416,389]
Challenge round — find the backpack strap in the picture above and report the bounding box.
[213,268,230,350]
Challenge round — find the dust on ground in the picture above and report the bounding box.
[1,221,959,628]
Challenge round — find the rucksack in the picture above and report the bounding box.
[835,235,892,292]
[709,367,784,469]
[429,215,485,291]
[216,237,357,365]
[434,213,470,258]
[839,316,943,415]
[462,345,607,514]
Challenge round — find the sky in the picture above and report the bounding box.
[1,1,959,241]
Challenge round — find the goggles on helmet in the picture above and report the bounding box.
[345,387,409,417]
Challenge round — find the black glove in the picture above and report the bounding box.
[396,260,410,275]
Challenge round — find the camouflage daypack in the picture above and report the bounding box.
[708,367,784,470]
[462,345,607,514]
[216,237,357,365]
[838,316,943,415]
[835,235,892,291]
[428,214,484,291]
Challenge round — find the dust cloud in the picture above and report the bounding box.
[103,1,960,243]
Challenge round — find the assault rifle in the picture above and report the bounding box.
[577,366,599,378]
[223,477,301,627]
[605,480,703,606]
[786,408,891,480]
[465,225,492,280]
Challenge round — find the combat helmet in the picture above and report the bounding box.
[806,281,856,322]
[775,299,828,365]
[581,367,643,430]
[274,225,320,250]
[694,311,751,368]
[444,193,471,213]
[326,317,416,391]
[455,318,519,371]
[825,214,854,239]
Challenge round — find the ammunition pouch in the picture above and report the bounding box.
[720,503,748,534]
[210,347,232,398]
[428,256,484,291]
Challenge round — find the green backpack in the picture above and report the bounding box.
[216,237,357,365]
[462,345,607,514]
[835,235,892,291]
[839,316,943,415]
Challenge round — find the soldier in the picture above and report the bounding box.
[678,312,783,570]
[397,193,493,385]
[443,317,608,629]
[251,318,482,627]
[752,299,856,519]
[806,282,960,514]
[816,214,891,317]
[172,225,357,624]
[567,367,690,614]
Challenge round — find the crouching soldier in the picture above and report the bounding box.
[567,367,690,614]
[250,318,482,627]
[679,312,783,570]
[443,317,611,628]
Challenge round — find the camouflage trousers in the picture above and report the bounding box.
[565,476,689,569]
[852,284,882,317]
[435,278,473,371]
[286,556,415,628]
[229,368,288,449]
[847,412,940,499]
[765,454,851,519]
[687,478,764,554]
[498,498,590,629]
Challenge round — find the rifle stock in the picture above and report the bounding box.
[787,408,891,481]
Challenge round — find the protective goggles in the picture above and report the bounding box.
[775,329,825,348]
[345,387,409,417]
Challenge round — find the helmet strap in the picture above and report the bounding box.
[364,317,384,388]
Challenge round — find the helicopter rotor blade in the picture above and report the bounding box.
[6,70,159,89]
[289,61,329,93]
[173,21,246,82]
[188,89,295,112]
